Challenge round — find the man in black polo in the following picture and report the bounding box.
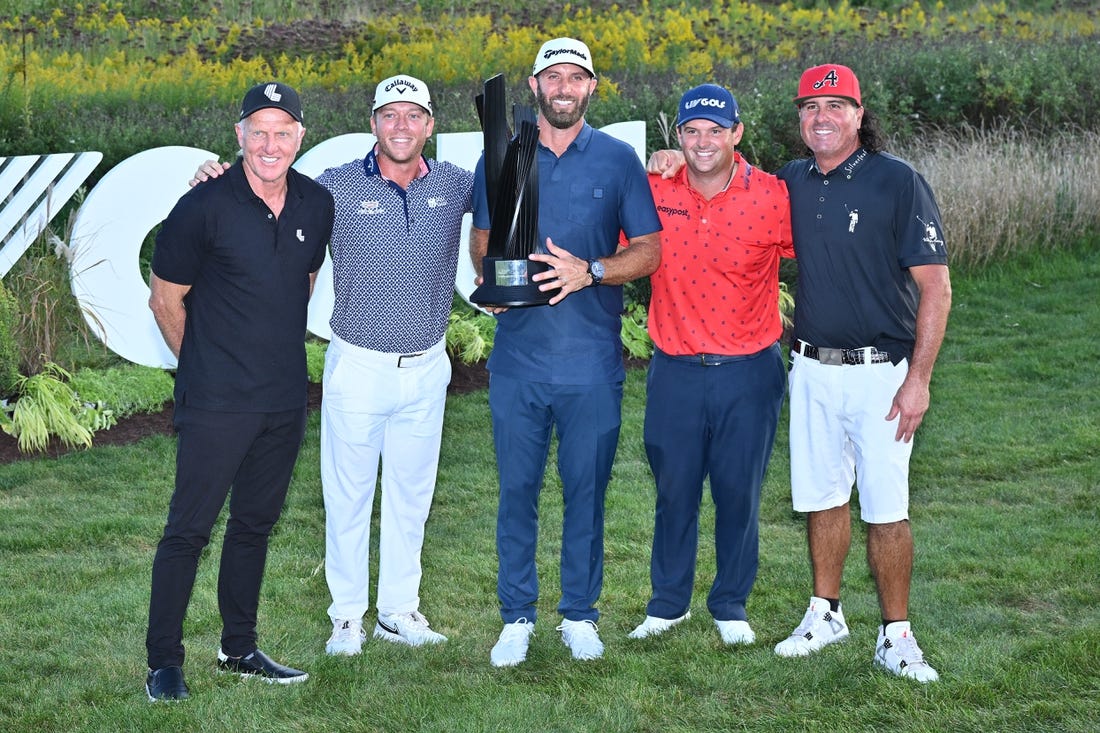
[144,81,334,701]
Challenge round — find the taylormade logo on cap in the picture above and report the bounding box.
[372,74,433,115]
[532,38,595,77]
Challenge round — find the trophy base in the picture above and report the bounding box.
[470,258,560,308]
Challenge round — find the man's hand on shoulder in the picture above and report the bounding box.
[647,150,685,179]
[189,160,232,188]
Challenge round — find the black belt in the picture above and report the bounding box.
[794,340,890,365]
[663,347,772,367]
[397,352,426,368]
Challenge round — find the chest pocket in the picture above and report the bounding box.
[566,182,607,226]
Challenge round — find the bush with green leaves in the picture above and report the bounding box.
[0,281,20,395]
[446,303,495,364]
[620,303,653,360]
[0,361,115,453]
[68,364,174,419]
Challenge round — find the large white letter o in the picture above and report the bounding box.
[69,146,217,369]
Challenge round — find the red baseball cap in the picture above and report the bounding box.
[794,64,861,106]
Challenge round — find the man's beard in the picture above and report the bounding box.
[536,86,591,129]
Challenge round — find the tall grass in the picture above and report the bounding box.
[0,244,1097,732]
[898,126,1100,269]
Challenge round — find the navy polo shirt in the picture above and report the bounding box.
[318,149,474,353]
[152,161,334,411]
[777,148,948,362]
[472,123,661,385]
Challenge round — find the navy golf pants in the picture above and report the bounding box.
[642,344,785,621]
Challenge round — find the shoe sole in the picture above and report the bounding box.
[216,668,309,684]
[873,654,939,682]
[145,684,188,702]
[774,631,850,657]
[569,651,603,661]
[491,655,525,668]
[325,645,362,656]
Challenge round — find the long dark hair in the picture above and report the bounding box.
[858,108,887,153]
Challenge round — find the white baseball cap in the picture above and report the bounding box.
[372,75,433,115]
[532,37,596,78]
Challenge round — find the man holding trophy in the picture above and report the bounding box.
[469,37,662,667]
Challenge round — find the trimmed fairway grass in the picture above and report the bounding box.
[1,245,1097,732]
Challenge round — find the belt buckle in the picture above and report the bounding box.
[818,347,843,366]
[397,352,424,368]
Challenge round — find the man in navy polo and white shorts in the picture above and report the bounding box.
[772,63,952,683]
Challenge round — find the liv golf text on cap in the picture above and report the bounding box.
[677,84,740,128]
[532,37,596,77]
[372,75,434,115]
[794,63,862,106]
[240,82,304,122]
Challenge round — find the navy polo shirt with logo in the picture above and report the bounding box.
[472,123,661,385]
[777,148,948,363]
[317,149,474,354]
[152,161,334,411]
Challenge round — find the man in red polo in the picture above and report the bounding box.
[628,84,793,646]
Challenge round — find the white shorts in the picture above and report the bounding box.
[788,352,913,523]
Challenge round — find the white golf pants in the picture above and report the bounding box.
[320,335,451,620]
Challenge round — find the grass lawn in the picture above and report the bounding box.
[0,245,1097,732]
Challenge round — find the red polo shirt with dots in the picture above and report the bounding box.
[646,153,793,356]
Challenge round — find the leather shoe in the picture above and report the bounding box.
[146,665,189,702]
[216,648,308,684]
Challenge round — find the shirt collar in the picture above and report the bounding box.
[227,158,300,203]
[673,151,752,192]
[539,122,594,154]
[811,147,871,179]
[363,147,431,180]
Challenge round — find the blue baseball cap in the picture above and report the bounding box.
[677,84,740,128]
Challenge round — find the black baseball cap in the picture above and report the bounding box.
[240,82,304,123]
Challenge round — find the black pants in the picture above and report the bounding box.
[146,404,306,669]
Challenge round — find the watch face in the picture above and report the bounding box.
[590,260,605,279]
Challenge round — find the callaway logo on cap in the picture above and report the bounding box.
[372,75,433,115]
[532,37,596,78]
[240,81,304,122]
[794,63,862,106]
[677,84,740,128]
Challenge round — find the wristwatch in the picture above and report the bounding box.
[586,258,605,286]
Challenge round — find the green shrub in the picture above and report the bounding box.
[0,281,20,395]
[446,303,495,364]
[0,361,115,453]
[620,303,653,360]
[68,364,174,418]
[2,218,111,375]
